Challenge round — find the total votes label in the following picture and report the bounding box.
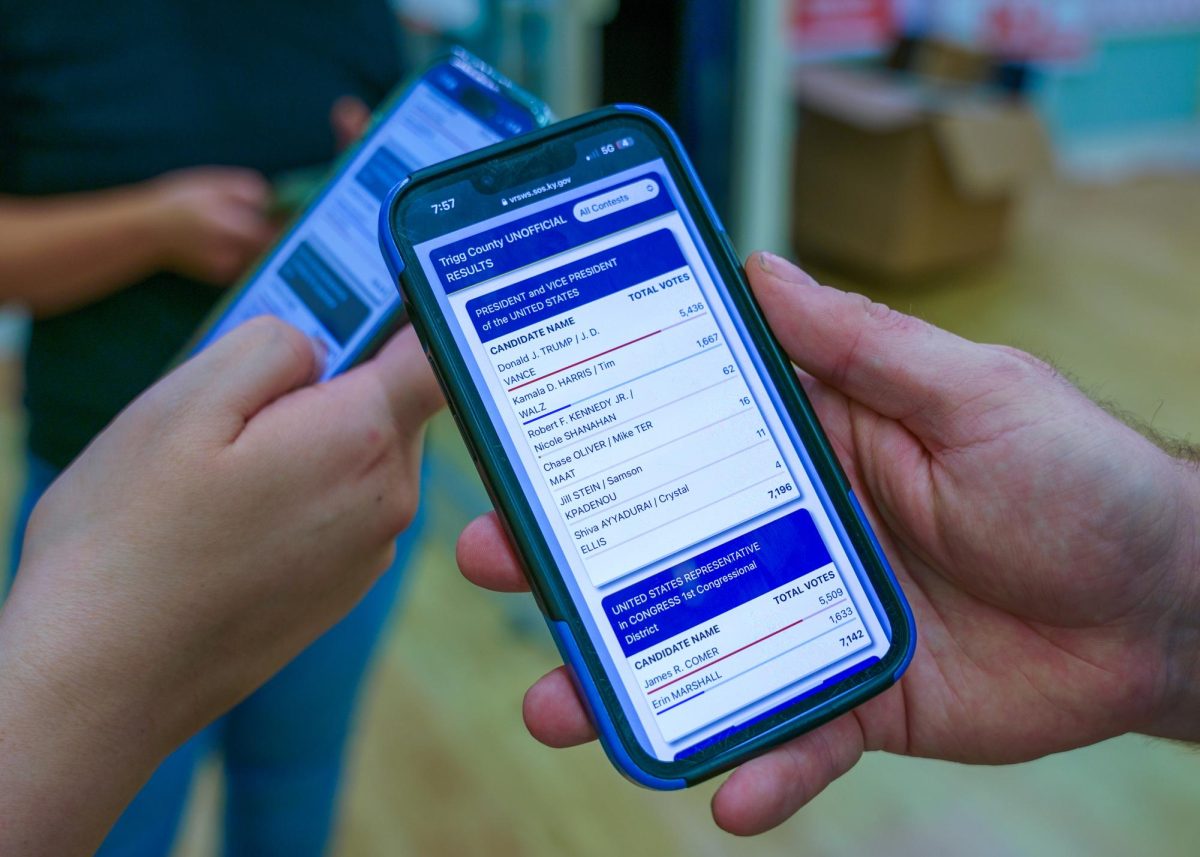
[601,510,872,743]
[467,228,798,587]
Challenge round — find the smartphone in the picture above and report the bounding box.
[184,48,552,377]
[379,106,915,787]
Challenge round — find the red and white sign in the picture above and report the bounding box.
[915,0,1088,61]
[794,0,1200,64]
[916,0,1200,61]
[980,1,1089,60]
[791,0,897,56]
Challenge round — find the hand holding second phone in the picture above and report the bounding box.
[0,318,443,854]
[144,166,276,285]
[143,96,372,286]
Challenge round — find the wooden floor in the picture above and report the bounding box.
[4,174,1200,856]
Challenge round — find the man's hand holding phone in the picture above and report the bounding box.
[458,252,1200,835]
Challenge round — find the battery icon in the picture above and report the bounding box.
[615,137,634,149]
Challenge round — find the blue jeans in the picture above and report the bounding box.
[8,455,421,856]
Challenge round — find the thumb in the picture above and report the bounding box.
[216,169,271,209]
[350,324,445,432]
[747,252,995,446]
[331,96,372,151]
[167,317,321,429]
[712,714,864,835]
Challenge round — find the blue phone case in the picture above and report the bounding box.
[379,105,916,787]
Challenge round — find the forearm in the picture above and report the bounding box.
[0,187,168,316]
[0,598,165,855]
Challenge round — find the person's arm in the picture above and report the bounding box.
[0,167,274,316]
[0,317,441,855]
[0,623,167,856]
[457,251,1200,835]
[0,186,163,314]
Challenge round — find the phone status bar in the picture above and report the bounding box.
[584,137,636,162]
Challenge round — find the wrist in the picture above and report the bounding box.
[0,581,168,853]
[126,178,182,272]
[0,582,174,761]
[1144,456,1200,742]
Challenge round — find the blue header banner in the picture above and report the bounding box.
[465,229,685,343]
[430,173,675,292]
[602,510,833,657]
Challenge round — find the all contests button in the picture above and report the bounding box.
[573,179,660,222]
[601,509,833,658]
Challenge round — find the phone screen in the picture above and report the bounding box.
[400,125,897,762]
[193,57,540,376]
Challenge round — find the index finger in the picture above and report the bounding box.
[748,252,994,448]
[457,511,529,593]
[155,316,318,439]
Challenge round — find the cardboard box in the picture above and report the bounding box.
[791,65,1052,280]
[889,37,995,85]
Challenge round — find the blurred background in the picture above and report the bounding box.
[3,0,1200,854]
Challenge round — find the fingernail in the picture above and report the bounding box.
[308,336,329,382]
[758,252,815,286]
